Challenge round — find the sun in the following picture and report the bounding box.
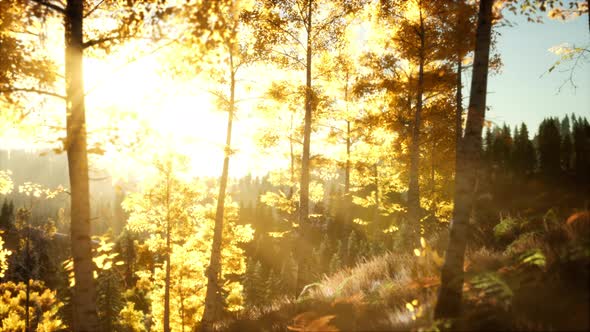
[83,44,272,182]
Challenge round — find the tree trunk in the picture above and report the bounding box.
[372,163,379,236]
[455,57,463,168]
[201,60,236,332]
[25,223,31,332]
[296,0,313,293]
[164,170,171,332]
[455,54,463,154]
[299,0,313,227]
[406,5,425,243]
[289,112,295,199]
[65,1,99,330]
[434,0,494,319]
[344,71,352,226]
[345,119,351,221]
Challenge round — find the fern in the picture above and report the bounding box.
[493,215,519,240]
[518,249,546,269]
[470,272,513,308]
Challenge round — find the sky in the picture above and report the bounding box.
[485,12,589,134]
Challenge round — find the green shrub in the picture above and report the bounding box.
[493,215,519,241]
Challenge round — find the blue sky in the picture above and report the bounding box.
[480,13,589,134]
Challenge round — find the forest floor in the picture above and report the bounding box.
[227,210,590,331]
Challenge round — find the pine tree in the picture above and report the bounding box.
[483,127,494,164]
[538,118,562,179]
[329,240,344,274]
[280,253,298,296]
[513,123,536,176]
[243,260,264,307]
[560,115,573,172]
[562,133,573,172]
[264,269,281,302]
[572,117,590,183]
[0,199,14,231]
[346,230,359,265]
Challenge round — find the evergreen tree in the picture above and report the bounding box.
[280,253,298,296]
[264,269,281,302]
[561,115,573,171]
[329,240,344,274]
[97,269,124,332]
[243,260,264,307]
[572,117,590,183]
[346,230,359,265]
[538,118,562,178]
[0,199,14,230]
[483,127,494,164]
[562,133,573,172]
[513,123,536,175]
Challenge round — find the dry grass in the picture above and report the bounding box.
[225,211,590,331]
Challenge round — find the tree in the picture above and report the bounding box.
[193,1,260,327]
[435,0,495,319]
[124,155,199,332]
[0,281,66,331]
[572,116,590,184]
[2,1,167,329]
[123,154,253,332]
[0,1,57,115]
[441,0,477,169]
[0,230,10,278]
[0,199,14,231]
[513,123,536,175]
[538,118,562,179]
[367,0,466,245]
[245,3,364,287]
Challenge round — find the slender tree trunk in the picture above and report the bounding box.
[430,138,435,213]
[296,0,313,293]
[407,6,425,243]
[372,163,379,237]
[289,112,295,199]
[201,58,236,332]
[344,72,352,226]
[435,0,494,319]
[106,278,113,332]
[455,56,463,168]
[345,120,351,217]
[65,1,99,330]
[299,0,313,227]
[453,53,464,215]
[25,224,30,332]
[164,170,171,332]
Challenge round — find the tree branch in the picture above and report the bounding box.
[0,87,66,100]
[30,0,65,14]
[82,36,119,49]
[83,0,106,18]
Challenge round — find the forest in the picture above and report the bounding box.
[0,0,589,331]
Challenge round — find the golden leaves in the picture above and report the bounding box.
[0,170,13,195]
[18,182,66,199]
[0,232,11,278]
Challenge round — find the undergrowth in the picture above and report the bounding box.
[225,209,590,331]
